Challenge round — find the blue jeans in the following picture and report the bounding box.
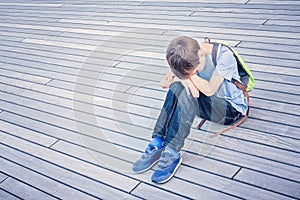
[153,82,242,151]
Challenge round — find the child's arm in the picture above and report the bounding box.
[189,73,224,96]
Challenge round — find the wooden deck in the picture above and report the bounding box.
[0,0,300,199]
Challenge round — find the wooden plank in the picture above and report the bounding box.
[253,71,300,86]
[187,139,300,183]
[266,19,300,27]
[0,39,93,58]
[196,118,300,153]
[0,6,192,17]
[1,50,297,115]
[0,2,64,7]
[0,108,240,182]
[234,168,300,199]
[240,118,300,140]
[0,97,153,162]
[0,49,86,69]
[1,66,298,144]
[0,120,58,148]
[132,173,240,200]
[191,128,300,167]
[241,54,300,69]
[0,15,60,23]
[0,47,297,94]
[0,22,120,36]
[0,177,59,200]
[222,126,300,154]
[251,89,299,105]
[175,165,293,200]
[0,25,62,36]
[2,76,299,156]
[239,41,300,54]
[57,14,266,27]
[131,182,190,200]
[0,172,8,183]
[142,2,300,11]
[0,34,24,42]
[1,1,299,199]
[0,155,113,200]
[52,138,240,179]
[22,38,97,51]
[0,42,298,92]
[0,68,51,85]
[191,9,300,21]
[0,58,80,81]
[165,29,300,47]
[1,71,299,144]
[1,87,299,176]
[1,8,300,39]
[0,134,140,196]
[2,36,299,81]
[0,189,21,200]
[236,47,300,62]
[250,107,300,128]
[248,0,300,5]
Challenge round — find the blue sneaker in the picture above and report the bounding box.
[132,144,164,173]
[151,150,182,184]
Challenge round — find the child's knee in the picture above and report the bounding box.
[169,82,184,93]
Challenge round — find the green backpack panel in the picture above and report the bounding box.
[211,41,255,92]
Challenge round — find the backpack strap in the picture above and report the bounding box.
[196,39,250,137]
[211,43,220,67]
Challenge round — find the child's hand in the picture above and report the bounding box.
[160,71,175,88]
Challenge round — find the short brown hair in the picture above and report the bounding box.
[166,36,200,79]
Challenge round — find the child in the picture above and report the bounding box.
[132,36,248,184]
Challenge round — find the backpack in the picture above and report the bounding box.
[196,37,254,137]
[210,41,255,92]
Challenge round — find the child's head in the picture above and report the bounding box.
[166,36,200,79]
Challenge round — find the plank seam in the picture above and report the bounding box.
[0,187,23,200]
[45,79,54,85]
[2,95,299,172]
[129,181,141,194]
[262,19,269,25]
[232,178,300,199]
[2,37,300,71]
[1,76,299,140]
[0,154,100,200]
[0,171,61,200]
[1,81,299,140]
[173,175,243,200]
[1,136,140,195]
[2,111,300,190]
[245,0,251,5]
[231,167,242,179]
[0,176,9,184]
[49,139,60,149]
[187,150,300,184]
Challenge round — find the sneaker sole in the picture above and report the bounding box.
[133,159,160,174]
[155,157,183,184]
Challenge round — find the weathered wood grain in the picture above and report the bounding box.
[1,0,299,199]
[0,177,59,200]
